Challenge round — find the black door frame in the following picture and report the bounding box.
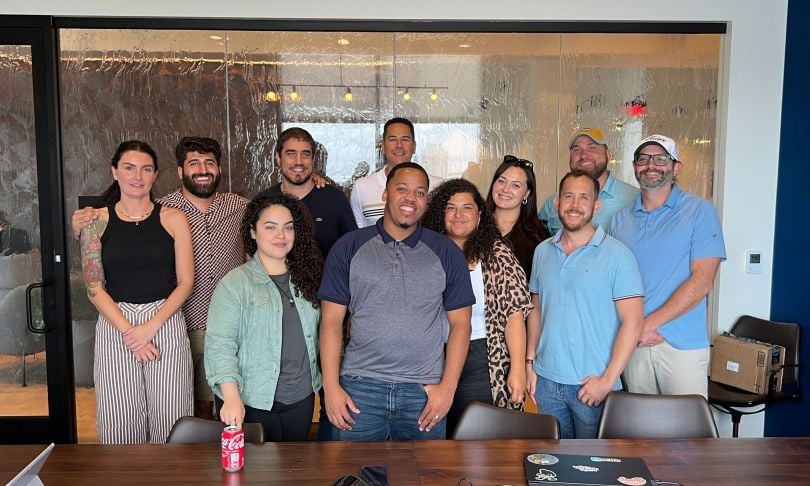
[0,16,75,444]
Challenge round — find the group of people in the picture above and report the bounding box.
[74,118,725,444]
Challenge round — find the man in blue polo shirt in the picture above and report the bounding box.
[319,162,473,440]
[527,170,644,439]
[609,134,726,398]
[540,127,638,234]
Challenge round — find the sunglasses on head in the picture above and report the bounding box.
[503,155,533,168]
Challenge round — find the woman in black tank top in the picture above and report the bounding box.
[78,140,195,444]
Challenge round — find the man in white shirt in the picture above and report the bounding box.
[350,117,442,227]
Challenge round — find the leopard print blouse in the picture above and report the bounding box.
[482,239,534,410]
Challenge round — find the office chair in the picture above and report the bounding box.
[166,416,265,444]
[451,401,561,440]
[708,315,801,437]
[597,391,719,439]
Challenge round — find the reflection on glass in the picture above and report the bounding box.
[0,44,47,418]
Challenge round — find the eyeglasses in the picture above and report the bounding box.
[503,155,533,168]
[634,153,674,166]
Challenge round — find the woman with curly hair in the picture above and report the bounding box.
[205,192,323,441]
[422,179,533,437]
[486,156,551,278]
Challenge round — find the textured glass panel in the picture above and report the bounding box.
[560,34,720,199]
[58,29,721,440]
[0,45,47,417]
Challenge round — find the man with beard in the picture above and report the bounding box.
[254,127,356,441]
[350,117,442,227]
[319,162,473,441]
[609,135,726,398]
[72,136,248,419]
[540,128,638,234]
[255,127,356,259]
[526,170,643,439]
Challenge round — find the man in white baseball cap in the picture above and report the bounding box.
[609,134,726,398]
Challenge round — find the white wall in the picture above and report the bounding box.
[2,0,789,437]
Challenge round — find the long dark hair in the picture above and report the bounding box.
[95,140,159,208]
[422,178,501,265]
[485,157,550,255]
[241,193,323,305]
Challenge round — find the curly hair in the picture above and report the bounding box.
[241,193,323,305]
[422,178,502,265]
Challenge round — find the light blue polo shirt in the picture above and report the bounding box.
[609,185,726,350]
[529,226,643,388]
[540,172,638,235]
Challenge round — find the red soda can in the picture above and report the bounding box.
[221,425,245,472]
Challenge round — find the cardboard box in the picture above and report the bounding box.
[710,333,785,394]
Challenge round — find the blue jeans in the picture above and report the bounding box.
[535,376,602,439]
[335,374,446,441]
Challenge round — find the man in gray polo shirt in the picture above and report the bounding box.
[319,162,474,440]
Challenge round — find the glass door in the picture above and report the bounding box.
[0,19,76,444]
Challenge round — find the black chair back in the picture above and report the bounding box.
[166,416,265,444]
[597,391,719,439]
[451,402,560,440]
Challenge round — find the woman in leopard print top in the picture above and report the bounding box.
[422,178,534,437]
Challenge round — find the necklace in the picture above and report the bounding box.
[116,203,154,226]
[271,277,295,306]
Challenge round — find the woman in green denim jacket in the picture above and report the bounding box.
[205,193,323,441]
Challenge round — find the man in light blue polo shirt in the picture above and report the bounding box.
[609,134,726,398]
[526,170,644,439]
[540,127,638,234]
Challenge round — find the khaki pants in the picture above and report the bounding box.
[623,340,709,398]
[188,329,214,402]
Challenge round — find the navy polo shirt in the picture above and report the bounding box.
[319,218,475,384]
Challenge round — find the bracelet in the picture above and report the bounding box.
[525,358,535,364]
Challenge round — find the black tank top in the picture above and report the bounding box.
[101,202,176,303]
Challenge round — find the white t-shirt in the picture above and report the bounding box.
[469,261,487,340]
[350,167,443,228]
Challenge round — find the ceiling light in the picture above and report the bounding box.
[430,89,439,102]
[290,86,300,102]
[344,87,353,102]
[459,44,471,48]
[264,89,279,103]
[209,35,223,40]
[337,38,350,46]
[403,88,411,101]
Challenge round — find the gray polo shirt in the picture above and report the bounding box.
[318,218,475,384]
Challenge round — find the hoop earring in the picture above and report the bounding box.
[521,197,528,205]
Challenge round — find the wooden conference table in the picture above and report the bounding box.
[2,438,810,485]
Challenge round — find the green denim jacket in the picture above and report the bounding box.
[205,256,321,410]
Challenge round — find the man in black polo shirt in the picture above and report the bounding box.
[255,127,356,259]
[255,127,356,440]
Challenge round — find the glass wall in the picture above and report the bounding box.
[58,28,721,442]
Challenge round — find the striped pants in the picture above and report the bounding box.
[94,300,193,444]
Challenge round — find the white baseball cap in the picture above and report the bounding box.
[633,134,680,162]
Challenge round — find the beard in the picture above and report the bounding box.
[635,166,674,190]
[182,172,220,198]
[559,209,593,232]
[281,167,312,186]
[574,159,608,180]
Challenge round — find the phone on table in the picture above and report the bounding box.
[360,465,389,486]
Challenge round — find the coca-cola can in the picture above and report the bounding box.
[221,425,245,472]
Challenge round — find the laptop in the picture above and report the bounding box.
[524,452,655,486]
[7,443,54,486]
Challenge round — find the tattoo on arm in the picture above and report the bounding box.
[80,219,107,298]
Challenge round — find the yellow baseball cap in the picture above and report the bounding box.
[569,128,607,149]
